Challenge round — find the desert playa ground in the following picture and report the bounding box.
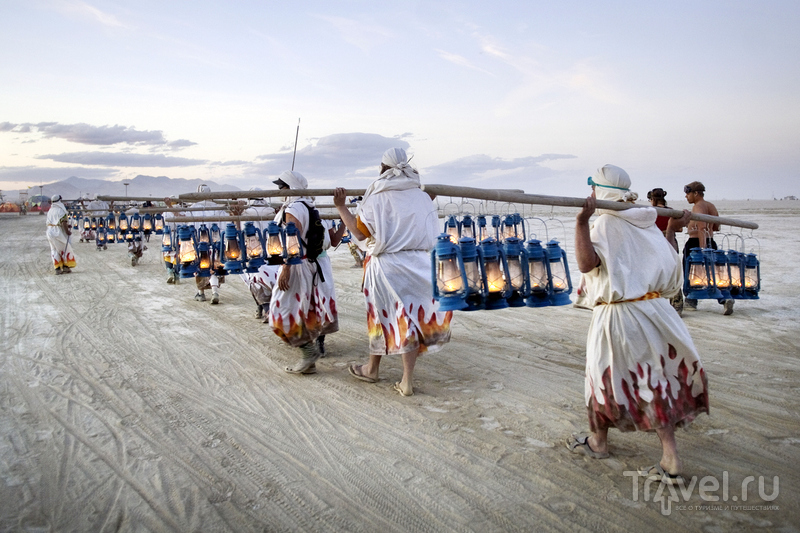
[1,200,799,532]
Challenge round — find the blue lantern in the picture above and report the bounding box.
[90,217,97,230]
[97,216,105,229]
[177,225,199,278]
[479,237,510,310]
[283,222,304,265]
[222,223,245,273]
[142,213,153,235]
[491,215,502,241]
[477,215,489,241]
[683,247,722,300]
[83,217,91,231]
[210,223,221,245]
[546,240,573,306]
[742,252,760,299]
[106,212,116,231]
[341,229,352,244]
[503,236,529,307]
[265,221,285,265]
[501,215,517,242]
[713,249,733,299]
[154,213,164,234]
[460,214,476,240]
[197,223,210,244]
[118,213,129,236]
[525,239,550,307]
[196,241,212,277]
[161,227,174,252]
[431,234,469,311]
[130,212,141,232]
[96,227,107,250]
[459,237,486,311]
[444,215,459,244]
[243,222,265,272]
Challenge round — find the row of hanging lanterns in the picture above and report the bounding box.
[70,211,166,237]
[684,247,760,300]
[164,221,304,278]
[432,214,573,311]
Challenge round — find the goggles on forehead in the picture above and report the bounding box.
[684,185,694,194]
[587,176,629,190]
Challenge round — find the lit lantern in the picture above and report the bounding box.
[130,213,141,232]
[177,225,199,278]
[525,239,550,307]
[726,250,744,299]
[223,223,245,274]
[83,217,91,230]
[265,221,285,265]
[90,217,97,230]
[460,214,476,240]
[478,237,510,310]
[477,215,489,241]
[683,247,722,300]
[743,252,760,299]
[196,241,212,277]
[118,213,129,234]
[125,230,135,243]
[283,222,303,265]
[97,217,105,229]
[96,227,107,249]
[161,227,173,252]
[459,237,486,311]
[243,222,265,272]
[142,213,153,234]
[713,249,732,299]
[72,215,79,230]
[341,229,352,244]
[503,236,529,307]
[154,213,164,234]
[545,240,573,306]
[431,234,468,311]
[444,215,459,244]
[106,212,116,231]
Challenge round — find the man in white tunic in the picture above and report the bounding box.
[567,164,708,485]
[333,148,452,396]
[268,171,338,374]
[46,194,76,274]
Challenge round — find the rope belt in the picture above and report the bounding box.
[596,291,661,306]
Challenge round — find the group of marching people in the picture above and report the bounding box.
[47,151,711,486]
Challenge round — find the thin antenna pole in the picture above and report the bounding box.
[291,118,300,171]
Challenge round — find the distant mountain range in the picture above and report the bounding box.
[5,175,241,202]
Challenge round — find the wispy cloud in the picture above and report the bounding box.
[53,0,125,28]
[436,49,494,76]
[36,152,207,167]
[1,122,199,149]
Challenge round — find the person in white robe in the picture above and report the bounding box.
[189,184,227,304]
[268,171,338,374]
[46,195,76,274]
[568,164,708,485]
[240,191,278,320]
[333,147,452,396]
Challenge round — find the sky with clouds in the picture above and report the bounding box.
[1,0,798,200]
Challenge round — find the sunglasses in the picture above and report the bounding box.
[684,185,694,194]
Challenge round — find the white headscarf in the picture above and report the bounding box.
[274,170,313,223]
[590,164,638,203]
[360,148,421,207]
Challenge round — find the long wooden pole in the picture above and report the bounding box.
[169,214,342,222]
[174,184,757,230]
[421,184,758,230]
[95,196,157,202]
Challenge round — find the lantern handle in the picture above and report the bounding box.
[743,235,760,256]
[524,217,551,242]
[459,201,476,216]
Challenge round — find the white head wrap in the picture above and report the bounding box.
[51,194,62,203]
[360,148,421,208]
[197,184,211,193]
[589,164,638,202]
[277,170,308,190]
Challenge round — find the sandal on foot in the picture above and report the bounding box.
[638,463,685,485]
[565,434,609,459]
[348,364,377,383]
[393,382,413,397]
[285,363,317,375]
